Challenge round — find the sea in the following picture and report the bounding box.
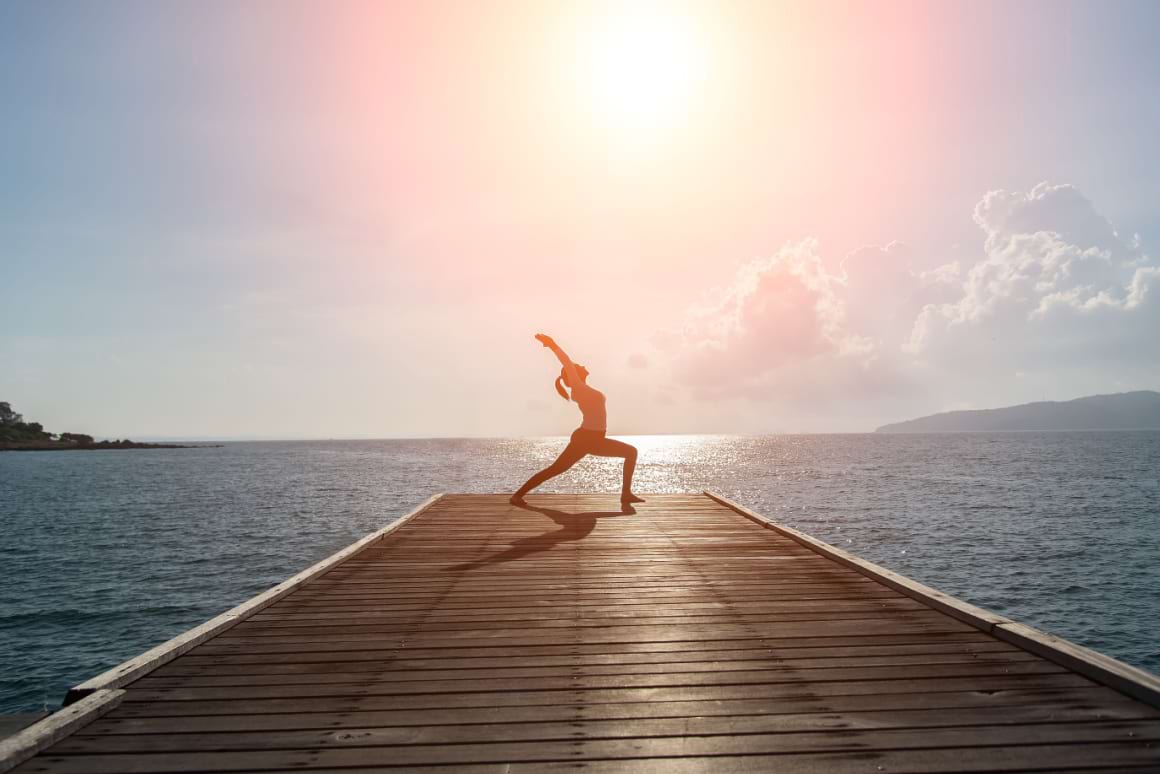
[1,432,1158,714]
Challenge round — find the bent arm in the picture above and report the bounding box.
[536,334,581,385]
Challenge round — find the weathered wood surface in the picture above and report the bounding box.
[12,493,1160,773]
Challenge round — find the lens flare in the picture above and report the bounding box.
[571,4,709,136]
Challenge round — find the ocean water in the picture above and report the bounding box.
[1,432,1158,714]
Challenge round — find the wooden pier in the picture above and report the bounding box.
[4,493,1160,772]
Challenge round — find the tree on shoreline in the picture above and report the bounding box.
[0,401,54,443]
[0,402,24,426]
[0,402,98,444]
[1,401,197,450]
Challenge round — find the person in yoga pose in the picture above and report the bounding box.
[512,334,644,505]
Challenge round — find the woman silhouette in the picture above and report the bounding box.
[512,334,644,505]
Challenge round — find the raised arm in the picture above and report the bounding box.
[535,333,581,385]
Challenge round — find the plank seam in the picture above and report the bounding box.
[703,490,1160,708]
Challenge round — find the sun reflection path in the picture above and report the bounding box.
[529,433,745,495]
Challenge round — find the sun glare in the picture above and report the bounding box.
[572,5,709,137]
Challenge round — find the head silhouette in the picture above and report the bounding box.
[554,365,589,400]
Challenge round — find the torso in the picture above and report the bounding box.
[571,383,607,432]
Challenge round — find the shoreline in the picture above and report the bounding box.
[0,441,218,452]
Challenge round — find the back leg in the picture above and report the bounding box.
[513,443,588,500]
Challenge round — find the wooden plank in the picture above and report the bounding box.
[187,631,997,657]
[218,748,1160,774]
[16,723,1160,772]
[106,674,1099,717]
[147,645,1034,673]
[59,702,1160,753]
[162,638,1020,669]
[246,597,924,621]
[73,685,1146,734]
[221,610,950,637]
[207,615,978,646]
[54,714,1160,756]
[133,659,1053,689]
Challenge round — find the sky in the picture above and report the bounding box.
[2,0,1159,438]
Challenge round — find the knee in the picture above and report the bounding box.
[626,446,638,461]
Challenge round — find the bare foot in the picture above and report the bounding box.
[510,494,527,506]
[621,493,645,504]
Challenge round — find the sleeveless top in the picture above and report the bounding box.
[571,382,607,432]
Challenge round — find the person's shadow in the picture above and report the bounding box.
[444,501,633,572]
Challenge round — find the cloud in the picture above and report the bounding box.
[670,238,880,401]
[974,182,1125,255]
[667,182,1159,410]
[910,182,1159,364]
[627,352,650,369]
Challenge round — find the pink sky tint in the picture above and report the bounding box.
[205,1,962,280]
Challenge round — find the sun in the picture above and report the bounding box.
[571,4,709,137]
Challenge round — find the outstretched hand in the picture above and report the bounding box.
[534,333,556,348]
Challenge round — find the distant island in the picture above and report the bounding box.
[876,390,1160,433]
[0,401,205,451]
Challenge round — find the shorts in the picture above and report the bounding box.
[569,428,606,447]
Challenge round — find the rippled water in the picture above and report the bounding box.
[1,432,1158,713]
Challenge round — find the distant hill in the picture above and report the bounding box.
[875,391,1160,433]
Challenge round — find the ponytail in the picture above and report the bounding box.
[554,374,571,401]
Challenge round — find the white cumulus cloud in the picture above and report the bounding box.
[910,182,1159,365]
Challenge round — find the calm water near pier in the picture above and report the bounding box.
[2,432,1158,713]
